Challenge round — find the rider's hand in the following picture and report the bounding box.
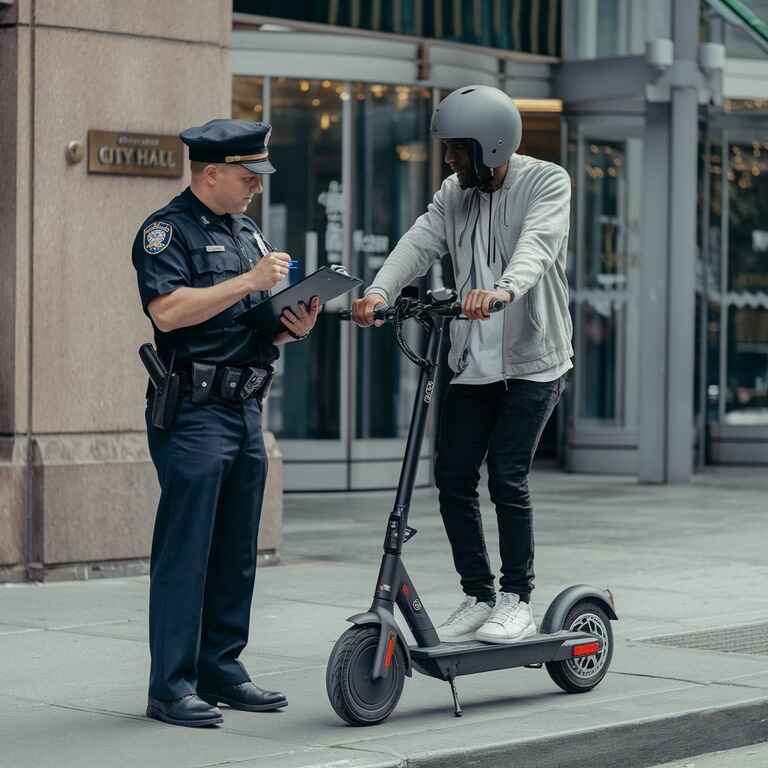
[280,296,321,338]
[462,288,511,320]
[245,251,292,292]
[351,294,386,327]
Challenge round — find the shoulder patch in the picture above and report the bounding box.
[143,222,173,254]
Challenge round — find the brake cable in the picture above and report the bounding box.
[392,298,436,370]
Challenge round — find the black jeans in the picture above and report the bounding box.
[435,376,565,604]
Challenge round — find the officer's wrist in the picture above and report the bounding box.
[237,273,257,298]
[285,327,310,341]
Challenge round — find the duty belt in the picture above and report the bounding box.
[178,363,273,405]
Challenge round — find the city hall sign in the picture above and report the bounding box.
[87,130,183,178]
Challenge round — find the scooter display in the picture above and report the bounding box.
[327,288,617,726]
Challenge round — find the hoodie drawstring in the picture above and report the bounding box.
[487,190,496,268]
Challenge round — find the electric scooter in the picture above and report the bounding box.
[327,288,617,726]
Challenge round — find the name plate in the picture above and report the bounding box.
[87,130,183,178]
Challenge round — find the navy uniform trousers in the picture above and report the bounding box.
[145,396,267,701]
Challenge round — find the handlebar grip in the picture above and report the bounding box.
[337,307,390,322]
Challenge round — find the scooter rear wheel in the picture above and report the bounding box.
[545,600,613,693]
[326,625,405,726]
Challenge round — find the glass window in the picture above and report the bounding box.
[353,84,432,438]
[232,76,265,229]
[234,0,563,55]
[706,142,724,290]
[564,0,671,59]
[724,140,768,423]
[244,77,346,439]
[702,139,723,428]
[714,0,768,59]
[706,302,722,430]
[574,136,642,426]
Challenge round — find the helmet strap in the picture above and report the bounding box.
[470,140,493,191]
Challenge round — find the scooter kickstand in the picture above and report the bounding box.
[448,676,463,717]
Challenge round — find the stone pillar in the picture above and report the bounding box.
[0,0,283,581]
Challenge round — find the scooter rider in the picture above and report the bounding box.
[352,85,573,644]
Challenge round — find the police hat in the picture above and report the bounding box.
[179,119,276,174]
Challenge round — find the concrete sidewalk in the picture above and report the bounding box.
[1,467,767,768]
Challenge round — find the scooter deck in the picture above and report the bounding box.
[409,630,599,680]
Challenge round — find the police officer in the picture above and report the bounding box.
[132,119,320,728]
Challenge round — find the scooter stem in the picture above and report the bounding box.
[385,316,448,553]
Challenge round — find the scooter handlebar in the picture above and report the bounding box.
[488,299,506,313]
[338,300,505,323]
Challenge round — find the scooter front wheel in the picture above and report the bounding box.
[545,600,613,693]
[326,625,405,726]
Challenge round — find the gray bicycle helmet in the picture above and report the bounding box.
[431,85,522,168]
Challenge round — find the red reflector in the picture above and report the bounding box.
[384,633,396,669]
[572,641,601,657]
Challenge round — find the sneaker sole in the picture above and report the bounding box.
[474,624,537,645]
[439,633,480,643]
[146,705,223,727]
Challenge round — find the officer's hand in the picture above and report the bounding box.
[351,294,386,327]
[280,296,321,338]
[462,288,511,320]
[247,251,292,291]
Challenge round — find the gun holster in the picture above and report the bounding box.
[139,343,180,431]
[151,372,180,430]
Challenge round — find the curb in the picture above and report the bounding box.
[404,697,768,768]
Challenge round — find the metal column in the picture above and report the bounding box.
[639,103,671,482]
[666,0,699,482]
[639,0,700,483]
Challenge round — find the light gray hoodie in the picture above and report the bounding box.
[365,153,574,377]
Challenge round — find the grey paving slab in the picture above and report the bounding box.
[0,695,48,717]
[0,578,147,629]
[0,632,317,712]
[0,704,394,768]
[0,622,44,637]
[1,467,767,768]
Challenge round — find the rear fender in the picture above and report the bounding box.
[540,585,618,634]
[347,608,413,679]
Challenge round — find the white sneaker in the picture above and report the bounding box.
[475,592,537,644]
[437,595,495,643]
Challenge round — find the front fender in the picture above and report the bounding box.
[540,585,618,634]
[348,608,413,680]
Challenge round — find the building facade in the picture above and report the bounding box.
[1,0,767,580]
[231,0,768,488]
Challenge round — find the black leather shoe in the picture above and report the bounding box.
[199,681,287,712]
[146,694,223,727]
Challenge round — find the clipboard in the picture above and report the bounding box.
[236,264,363,332]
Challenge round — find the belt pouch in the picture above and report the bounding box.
[191,362,216,404]
[258,373,273,402]
[219,367,242,401]
[239,367,267,401]
[151,372,180,430]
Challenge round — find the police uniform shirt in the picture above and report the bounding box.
[132,187,279,369]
